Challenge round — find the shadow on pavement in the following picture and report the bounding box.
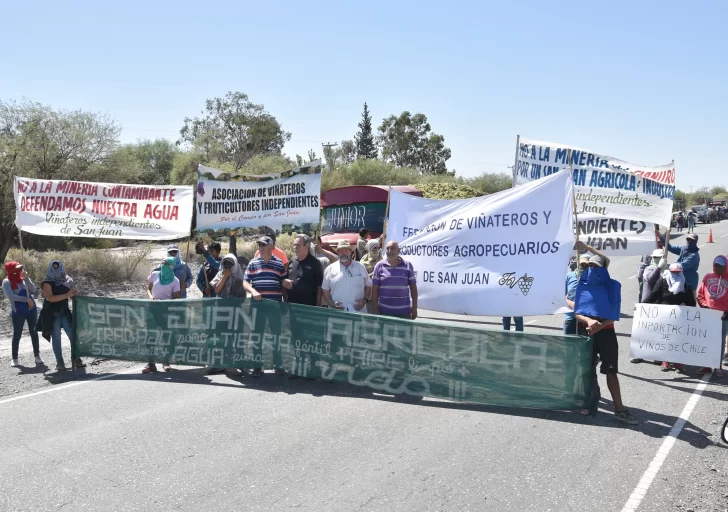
[94,367,725,445]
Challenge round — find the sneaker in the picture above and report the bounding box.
[715,368,725,378]
[695,367,713,375]
[630,358,643,364]
[251,368,264,377]
[274,369,286,376]
[142,363,157,374]
[35,356,44,365]
[56,361,66,371]
[10,359,19,367]
[614,409,639,425]
[162,364,172,372]
[660,361,672,372]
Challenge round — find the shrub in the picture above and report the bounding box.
[410,182,482,199]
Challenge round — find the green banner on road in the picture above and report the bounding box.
[73,296,594,410]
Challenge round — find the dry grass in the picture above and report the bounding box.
[3,245,153,284]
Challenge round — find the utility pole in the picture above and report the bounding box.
[322,142,339,174]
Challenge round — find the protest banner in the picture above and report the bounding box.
[387,171,574,316]
[196,160,322,233]
[72,296,595,410]
[574,214,657,257]
[14,177,194,240]
[514,137,674,226]
[630,304,724,368]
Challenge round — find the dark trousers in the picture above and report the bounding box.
[11,310,40,359]
[502,317,524,331]
[251,302,283,370]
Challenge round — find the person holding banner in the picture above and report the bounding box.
[40,260,84,371]
[253,233,289,272]
[644,263,697,373]
[321,240,371,313]
[163,244,193,298]
[195,242,222,297]
[564,256,589,335]
[371,241,417,320]
[658,232,701,294]
[211,254,247,299]
[244,236,287,377]
[143,257,180,373]
[2,262,42,368]
[695,255,728,377]
[573,244,639,424]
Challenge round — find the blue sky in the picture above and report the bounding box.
[4,1,726,190]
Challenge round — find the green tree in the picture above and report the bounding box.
[109,139,178,185]
[377,111,452,174]
[466,172,513,195]
[0,99,120,263]
[354,103,377,159]
[178,91,291,171]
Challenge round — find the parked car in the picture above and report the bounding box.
[691,205,712,224]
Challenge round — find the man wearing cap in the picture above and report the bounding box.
[322,240,371,313]
[564,255,589,335]
[644,262,697,372]
[658,230,701,294]
[695,255,728,377]
[254,232,289,272]
[573,241,638,424]
[243,236,288,376]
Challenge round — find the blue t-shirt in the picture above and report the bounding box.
[565,271,578,320]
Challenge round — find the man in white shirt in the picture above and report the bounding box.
[322,240,371,313]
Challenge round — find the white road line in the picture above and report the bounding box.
[620,374,711,512]
[0,366,145,406]
[722,234,728,238]
[524,320,538,325]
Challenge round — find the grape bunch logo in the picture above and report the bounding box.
[499,272,535,296]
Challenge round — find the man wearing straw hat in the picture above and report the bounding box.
[322,240,371,313]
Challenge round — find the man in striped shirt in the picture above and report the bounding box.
[243,236,288,376]
[371,241,418,320]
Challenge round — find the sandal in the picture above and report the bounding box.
[695,367,713,375]
[142,363,157,374]
[714,368,725,378]
[162,364,172,372]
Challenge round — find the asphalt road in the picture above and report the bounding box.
[1,222,727,512]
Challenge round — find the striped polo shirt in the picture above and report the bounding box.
[372,258,416,315]
[244,255,287,301]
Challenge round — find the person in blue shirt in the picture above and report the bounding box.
[658,231,700,292]
[564,255,589,334]
[2,261,42,368]
[195,241,222,297]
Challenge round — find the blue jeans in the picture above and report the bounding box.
[502,317,524,331]
[51,314,73,363]
[11,310,40,359]
[563,316,577,335]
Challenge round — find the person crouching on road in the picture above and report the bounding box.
[371,241,418,320]
[644,262,696,372]
[573,246,639,424]
[2,262,42,368]
[143,257,181,374]
[695,255,728,377]
[40,260,84,371]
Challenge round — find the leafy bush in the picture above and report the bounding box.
[410,183,482,199]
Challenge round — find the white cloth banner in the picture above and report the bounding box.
[575,214,657,257]
[196,161,322,231]
[14,177,194,240]
[515,137,674,226]
[387,171,574,316]
[630,304,723,368]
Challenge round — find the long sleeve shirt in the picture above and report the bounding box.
[2,278,37,314]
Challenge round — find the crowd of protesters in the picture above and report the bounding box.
[4,223,727,427]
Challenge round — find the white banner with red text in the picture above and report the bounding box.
[14,177,194,240]
[514,137,674,226]
[387,171,574,316]
[196,161,322,233]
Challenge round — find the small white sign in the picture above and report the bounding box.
[630,304,723,368]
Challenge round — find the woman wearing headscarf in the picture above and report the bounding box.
[164,244,193,298]
[143,257,181,373]
[644,262,696,373]
[360,239,383,277]
[40,260,83,371]
[211,254,247,298]
[2,261,42,367]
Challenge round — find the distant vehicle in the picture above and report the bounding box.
[691,205,712,224]
[319,185,423,252]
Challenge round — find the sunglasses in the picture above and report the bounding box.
[257,242,267,247]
